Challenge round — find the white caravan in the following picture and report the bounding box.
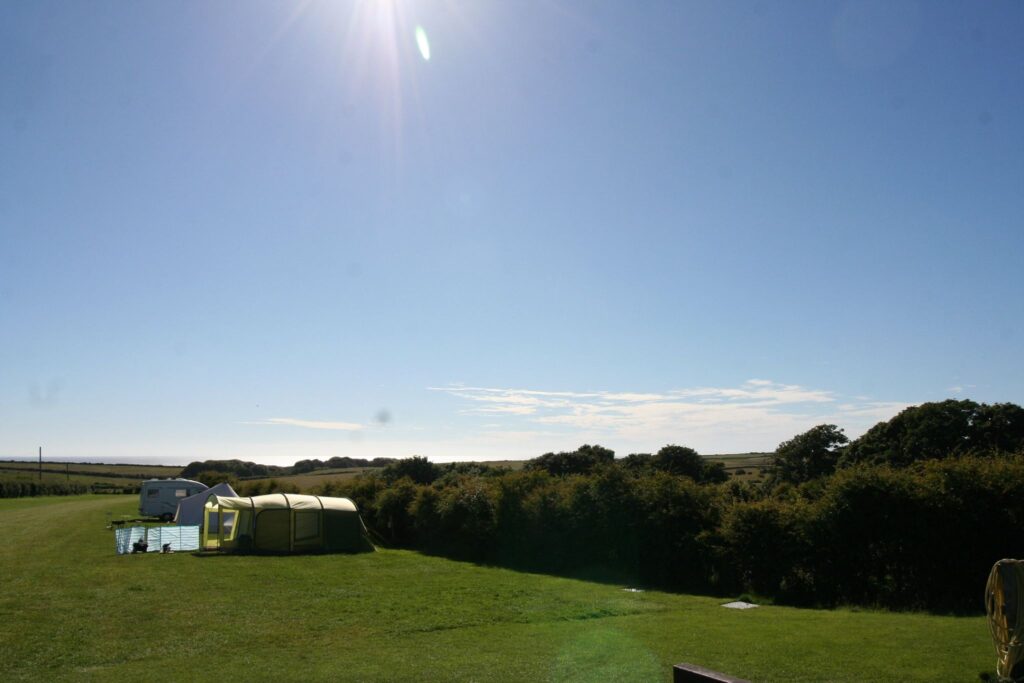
[139,479,208,520]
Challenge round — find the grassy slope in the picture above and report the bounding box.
[0,496,991,682]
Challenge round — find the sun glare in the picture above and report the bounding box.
[415,26,431,61]
[271,0,475,161]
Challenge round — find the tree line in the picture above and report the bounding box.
[179,455,398,481]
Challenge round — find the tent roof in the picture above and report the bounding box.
[205,493,358,513]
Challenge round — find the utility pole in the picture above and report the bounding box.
[38,446,42,481]
[66,462,70,484]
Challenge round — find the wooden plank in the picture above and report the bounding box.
[673,663,751,683]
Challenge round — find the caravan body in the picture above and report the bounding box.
[139,479,208,520]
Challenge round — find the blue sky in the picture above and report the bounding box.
[2,1,1022,465]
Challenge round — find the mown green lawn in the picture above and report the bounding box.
[0,495,992,681]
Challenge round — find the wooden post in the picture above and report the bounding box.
[673,663,751,683]
[38,446,42,481]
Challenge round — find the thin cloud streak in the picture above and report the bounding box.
[245,417,365,431]
[432,380,911,453]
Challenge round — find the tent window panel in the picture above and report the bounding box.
[175,489,188,498]
[221,511,237,538]
[147,488,159,498]
[294,511,320,541]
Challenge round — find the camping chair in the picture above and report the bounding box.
[986,559,1024,682]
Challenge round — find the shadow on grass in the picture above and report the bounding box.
[186,543,984,618]
[404,545,988,618]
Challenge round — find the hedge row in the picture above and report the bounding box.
[321,455,1024,612]
[0,479,91,498]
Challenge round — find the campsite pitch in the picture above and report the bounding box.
[0,495,991,681]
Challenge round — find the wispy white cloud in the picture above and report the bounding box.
[244,417,364,431]
[431,380,910,454]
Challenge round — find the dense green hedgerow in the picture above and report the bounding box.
[319,453,1024,612]
[0,477,90,497]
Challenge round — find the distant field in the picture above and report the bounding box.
[704,452,773,481]
[240,467,378,490]
[0,495,992,681]
[0,460,182,488]
[0,461,181,477]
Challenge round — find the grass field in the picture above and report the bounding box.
[0,495,992,681]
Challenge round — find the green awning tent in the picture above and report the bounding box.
[202,493,373,553]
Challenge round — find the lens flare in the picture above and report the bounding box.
[415,25,431,61]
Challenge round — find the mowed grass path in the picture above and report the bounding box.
[0,496,991,682]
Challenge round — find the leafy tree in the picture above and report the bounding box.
[700,460,729,484]
[652,445,703,479]
[325,456,376,469]
[180,459,278,479]
[193,470,240,488]
[619,453,653,474]
[842,400,1024,467]
[435,462,504,487]
[770,424,848,484]
[292,459,324,474]
[382,456,439,485]
[525,444,615,476]
[648,445,727,484]
[375,478,419,542]
[971,402,1024,453]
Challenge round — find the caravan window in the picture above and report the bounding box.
[175,489,188,498]
[147,488,159,498]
